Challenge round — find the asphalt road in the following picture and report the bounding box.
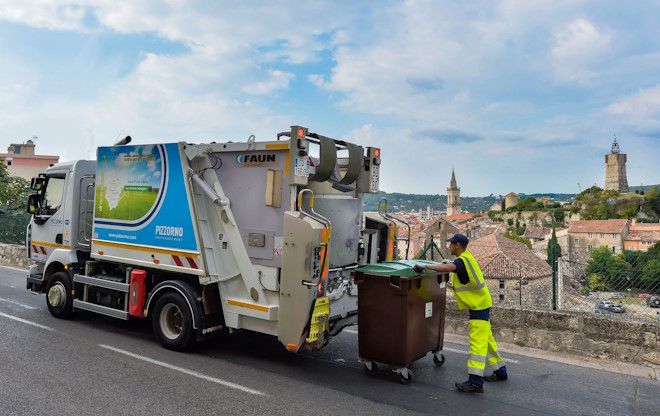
[1,266,658,415]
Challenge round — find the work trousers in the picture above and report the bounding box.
[467,318,505,377]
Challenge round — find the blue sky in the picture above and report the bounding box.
[1,1,659,196]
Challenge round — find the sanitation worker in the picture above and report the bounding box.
[413,233,508,393]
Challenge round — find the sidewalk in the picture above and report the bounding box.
[444,332,660,380]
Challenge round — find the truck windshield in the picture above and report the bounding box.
[42,176,65,214]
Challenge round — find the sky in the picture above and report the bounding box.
[1,1,659,197]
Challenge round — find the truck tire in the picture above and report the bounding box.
[152,292,195,351]
[46,271,74,319]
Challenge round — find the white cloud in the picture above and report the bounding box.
[606,84,660,118]
[0,1,86,30]
[1,1,659,196]
[551,18,611,84]
[243,69,294,95]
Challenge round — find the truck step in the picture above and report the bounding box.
[73,299,129,320]
[74,273,129,293]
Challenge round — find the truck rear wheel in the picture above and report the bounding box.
[152,292,195,351]
[46,272,74,319]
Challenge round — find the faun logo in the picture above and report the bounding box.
[236,153,277,167]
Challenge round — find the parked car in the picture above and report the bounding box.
[594,308,613,316]
[609,303,625,313]
[647,296,660,308]
[611,293,625,299]
[597,300,614,310]
[637,293,652,299]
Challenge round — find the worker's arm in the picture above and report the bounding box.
[422,262,456,273]
[413,259,456,275]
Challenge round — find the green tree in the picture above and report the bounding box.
[503,230,532,249]
[547,226,562,266]
[0,163,30,208]
[641,259,660,289]
[644,186,660,213]
[586,273,608,292]
[553,209,565,224]
[587,246,631,290]
[0,163,31,244]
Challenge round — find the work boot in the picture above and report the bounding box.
[455,381,483,393]
[484,373,508,381]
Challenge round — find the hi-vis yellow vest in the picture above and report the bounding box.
[452,249,492,311]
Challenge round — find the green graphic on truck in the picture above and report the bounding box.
[94,145,163,222]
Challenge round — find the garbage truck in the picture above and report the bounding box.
[25,126,399,352]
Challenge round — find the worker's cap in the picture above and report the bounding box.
[446,233,468,246]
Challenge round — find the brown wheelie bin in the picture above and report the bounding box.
[354,260,447,384]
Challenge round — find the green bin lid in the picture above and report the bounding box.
[355,260,440,277]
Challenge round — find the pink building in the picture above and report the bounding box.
[0,140,59,181]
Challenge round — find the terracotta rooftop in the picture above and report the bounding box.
[568,219,629,234]
[446,213,486,221]
[524,226,553,240]
[625,230,660,242]
[467,233,552,280]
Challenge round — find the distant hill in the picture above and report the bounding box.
[629,184,660,193]
[364,191,577,213]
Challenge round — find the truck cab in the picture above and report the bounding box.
[26,160,95,292]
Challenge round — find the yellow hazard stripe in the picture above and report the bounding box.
[265,143,289,150]
[92,239,199,259]
[264,143,291,176]
[31,241,71,250]
[227,299,269,312]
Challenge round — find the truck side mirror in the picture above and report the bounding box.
[30,176,45,191]
[27,194,42,214]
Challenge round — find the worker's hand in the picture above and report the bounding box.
[442,259,453,264]
[413,264,426,273]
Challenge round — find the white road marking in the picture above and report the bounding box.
[99,344,268,396]
[0,297,38,309]
[344,328,358,334]
[0,311,53,331]
[0,266,28,273]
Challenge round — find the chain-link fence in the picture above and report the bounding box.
[396,233,660,325]
[557,249,660,323]
[0,212,29,245]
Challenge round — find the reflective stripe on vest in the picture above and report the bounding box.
[453,252,486,292]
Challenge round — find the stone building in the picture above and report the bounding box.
[503,192,519,210]
[604,136,629,192]
[567,219,630,278]
[624,218,660,252]
[446,168,461,216]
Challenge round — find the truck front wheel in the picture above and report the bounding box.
[46,272,74,319]
[152,292,195,351]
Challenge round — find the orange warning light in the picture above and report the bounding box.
[298,128,305,137]
[374,148,380,157]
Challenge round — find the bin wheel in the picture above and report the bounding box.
[433,353,446,367]
[363,361,378,376]
[399,369,414,384]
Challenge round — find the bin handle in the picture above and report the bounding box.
[353,272,364,284]
[389,276,402,291]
